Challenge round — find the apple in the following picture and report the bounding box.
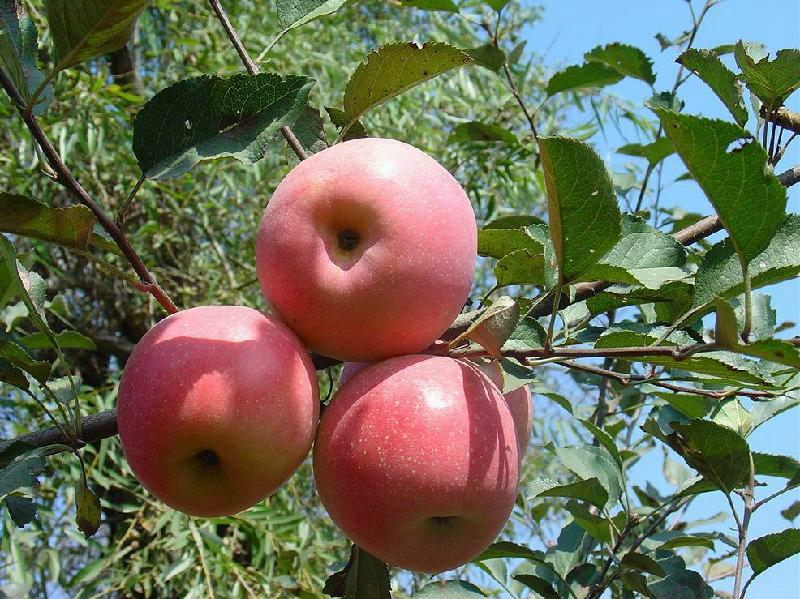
[471,360,533,459]
[256,137,477,362]
[313,355,519,573]
[117,305,319,517]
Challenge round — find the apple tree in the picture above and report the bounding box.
[1,0,799,597]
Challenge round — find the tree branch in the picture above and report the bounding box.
[778,164,800,188]
[0,67,178,315]
[760,106,800,135]
[6,408,118,451]
[207,0,308,161]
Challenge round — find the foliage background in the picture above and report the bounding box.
[0,0,798,597]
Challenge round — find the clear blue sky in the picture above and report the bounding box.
[526,1,799,596]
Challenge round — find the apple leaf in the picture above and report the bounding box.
[290,105,328,154]
[648,553,714,598]
[342,42,471,137]
[478,226,543,259]
[75,477,101,538]
[465,43,505,72]
[653,109,787,265]
[4,494,37,528]
[782,502,800,522]
[565,501,613,544]
[538,136,621,284]
[554,446,622,507]
[0,193,96,250]
[399,0,459,11]
[617,137,676,166]
[493,248,547,288]
[620,553,666,577]
[265,0,349,56]
[414,580,487,597]
[664,419,751,494]
[528,477,609,509]
[448,121,519,145]
[734,41,800,107]
[21,330,96,351]
[746,529,800,577]
[678,49,748,126]
[325,106,367,141]
[43,0,149,70]
[0,331,50,383]
[657,535,716,551]
[323,545,391,599]
[714,299,741,349]
[503,316,547,352]
[0,3,52,115]
[692,214,800,311]
[133,73,314,180]
[513,575,559,599]
[584,43,655,85]
[547,62,623,96]
[0,357,29,391]
[449,296,520,359]
[579,215,687,289]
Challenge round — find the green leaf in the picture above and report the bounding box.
[5,494,37,527]
[473,541,548,564]
[133,73,314,180]
[733,339,800,369]
[0,194,96,250]
[657,536,716,551]
[21,330,96,351]
[484,0,511,11]
[325,106,367,141]
[414,580,486,597]
[0,331,50,382]
[752,452,800,483]
[400,0,459,11]
[450,296,520,359]
[596,324,770,385]
[322,545,391,599]
[579,215,687,288]
[75,478,101,538]
[678,49,748,126]
[692,215,800,310]
[782,502,800,522]
[478,226,543,259]
[0,5,52,114]
[267,0,349,55]
[565,501,612,544]
[734,41,800,107]
[584,43,655,85]
[342,42,471,136]
[465,43,505,72]
[648,555,714,599]
[290,105,327,154]
[653,109,787,264]
[710,398,752,436]
[503,316,547,352]
[513,575,559,599]
[554,446,622,506]
[0,357,29,390]
[552,522,586,579]
[666,419,751,494]
[547,62,623,95]
[43,0,149,70]
[0,455,44,498]
[499,358,538,394]
[714,299,740,349]
[620,553,666,577]
[751,381,800,430]
[528,477,609,509]
[493,248,546,288]
[746,529,800,576]
[617,137,675,166]
[538,136,621,284]
[579,419,623,468]
[448,121,518,145]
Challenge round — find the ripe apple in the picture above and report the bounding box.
[471,360,533,459]
[117,306,319,517]
[313,355,519,573]
[256,137,477,362]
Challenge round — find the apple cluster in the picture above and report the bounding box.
[117,138,532,574]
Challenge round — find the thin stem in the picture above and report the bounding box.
[732,453,756,599]
[116,174,146,227]
[207,0,308,161]
[0,67,178,315]
[741,259,752,342]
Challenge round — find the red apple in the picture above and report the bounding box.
[313,355,519,573]
[117,306,319,517]
[256,137,477,361]
[471,360,533,459]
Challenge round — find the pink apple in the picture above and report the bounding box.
[256,137,477,362]
[471,360,533,459]
[117,306,319,517]
[313,355,519,573]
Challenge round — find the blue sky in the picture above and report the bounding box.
[525,1,800,596]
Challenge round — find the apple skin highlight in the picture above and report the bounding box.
[314,355,519,573]
[117,305,319,517]
[256,137,477,362]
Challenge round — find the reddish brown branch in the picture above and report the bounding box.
[207,0,308,161]
[0,68,178,315]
